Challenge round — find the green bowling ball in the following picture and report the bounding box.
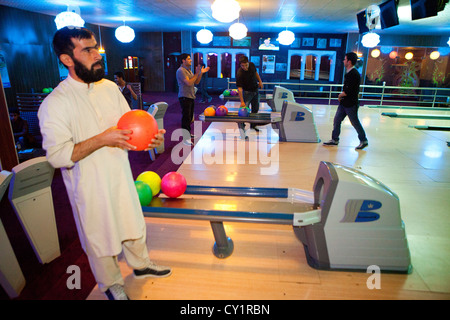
[134,181,153,206]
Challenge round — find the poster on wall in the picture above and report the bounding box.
[329,38,342,47]
[213,36,231,46]
[0,51,11,88]
[262,55,275,74]
[317,38,327,49]
[251,56,260,67]
[259,38,279,51]
[276,63,287,72]
[233,37,251,47]
[302,38,314,47]
[291,38,301,48]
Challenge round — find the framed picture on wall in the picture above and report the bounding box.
[233,37,251,47]
[213,36,231,46]
[259,38,279,51]
[276,63,287,72]
[302,38,314,47]
[0,51,11,88]
[291,38,301,48]
[251,56,260,67]
[262,55,275,74]
[329,38,342,47]
[317,38,327,49]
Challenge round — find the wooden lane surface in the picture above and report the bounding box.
[87,104,450,300]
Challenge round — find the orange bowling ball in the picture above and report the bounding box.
[204,106,216,116]
[117,110,158,151]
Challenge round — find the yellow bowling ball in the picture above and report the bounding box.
[136,171,161,196]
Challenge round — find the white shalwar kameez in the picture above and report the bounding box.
[38,74,146,260]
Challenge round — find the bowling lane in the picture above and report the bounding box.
[86,103,450,300]
[143,196,314,224]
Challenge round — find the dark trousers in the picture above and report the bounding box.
[179,97,195,138]
[332,104,367,142]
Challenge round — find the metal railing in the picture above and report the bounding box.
[226,79,450,108]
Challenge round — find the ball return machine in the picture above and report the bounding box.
[143,162,411,273]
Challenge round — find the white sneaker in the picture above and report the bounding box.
[183,139,193,146]
[104,284,129,300]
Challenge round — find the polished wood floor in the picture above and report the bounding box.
[88,102,450,300]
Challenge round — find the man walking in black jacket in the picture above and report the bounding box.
[323,52,368,150]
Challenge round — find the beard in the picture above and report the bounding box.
[73,57,105,83]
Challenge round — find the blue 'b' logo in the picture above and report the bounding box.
[356,200,381,222]
[342,200,381,223]
[294,112,305,121]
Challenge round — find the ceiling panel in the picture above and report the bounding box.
[0,0,448,35]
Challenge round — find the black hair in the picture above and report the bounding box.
[180,53,190,64]
[114,71,124,78]
[52,26,95,64]
[239,55,249,64]
[345,52,358,66]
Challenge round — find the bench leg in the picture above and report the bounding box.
[210,221,234,259]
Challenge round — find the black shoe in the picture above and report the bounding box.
[323,139,338,146]
[133,262,172,279]
[355,141,369,150]
[104,284,129,300]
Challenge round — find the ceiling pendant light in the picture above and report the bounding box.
[54,6,85,30]
[229,22,247,40]
[361,32,380,48]
[429,51,440,60]
[389,51,398,59]
[211,0,241,23]
[277,30,295,46]
[115,23,135,43]
[405,52,414,60]
[196,28,213,44]
[371,48,381,58]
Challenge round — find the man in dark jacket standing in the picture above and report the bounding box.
[323,52,368,150]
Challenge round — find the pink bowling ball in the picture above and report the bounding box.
[161,172,187,198]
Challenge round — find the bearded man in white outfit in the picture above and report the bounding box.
[38,26,171,300]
